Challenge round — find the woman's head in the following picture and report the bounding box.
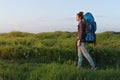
[76,12,84,22]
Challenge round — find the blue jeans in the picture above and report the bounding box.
[77,42,95,68]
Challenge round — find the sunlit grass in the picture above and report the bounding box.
[0,31,120,80]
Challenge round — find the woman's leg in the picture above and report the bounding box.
[80,42,95,68]
[77,46,83,67]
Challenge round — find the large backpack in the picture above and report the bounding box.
[84,12,97,44]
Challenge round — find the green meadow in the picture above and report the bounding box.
[0,31,120,80]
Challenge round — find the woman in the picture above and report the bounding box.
[76,12,96,70]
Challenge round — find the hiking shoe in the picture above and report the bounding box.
[91,67,97,70]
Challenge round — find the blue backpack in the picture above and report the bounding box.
[84,12,97,44]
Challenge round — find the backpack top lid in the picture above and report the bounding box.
[84,12,95,23]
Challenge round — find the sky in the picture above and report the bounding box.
[0,0,120,33]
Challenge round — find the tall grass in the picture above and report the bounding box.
[0,31,120,80]
[0,31,119,68]
[1,63,120,80]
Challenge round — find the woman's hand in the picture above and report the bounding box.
[77,40,80,47]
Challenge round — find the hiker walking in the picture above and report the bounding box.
[76,12,96,70]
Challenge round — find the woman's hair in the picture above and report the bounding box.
[77,12,84,19]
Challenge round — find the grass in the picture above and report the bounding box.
[1,60,120,80]
[0,31,120,80]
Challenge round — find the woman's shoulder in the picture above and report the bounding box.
[82,19,87,23]
[78,19,87,26]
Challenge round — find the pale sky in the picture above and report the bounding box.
[0,0,120,33]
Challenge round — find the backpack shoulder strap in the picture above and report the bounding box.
[83,20,89,33]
